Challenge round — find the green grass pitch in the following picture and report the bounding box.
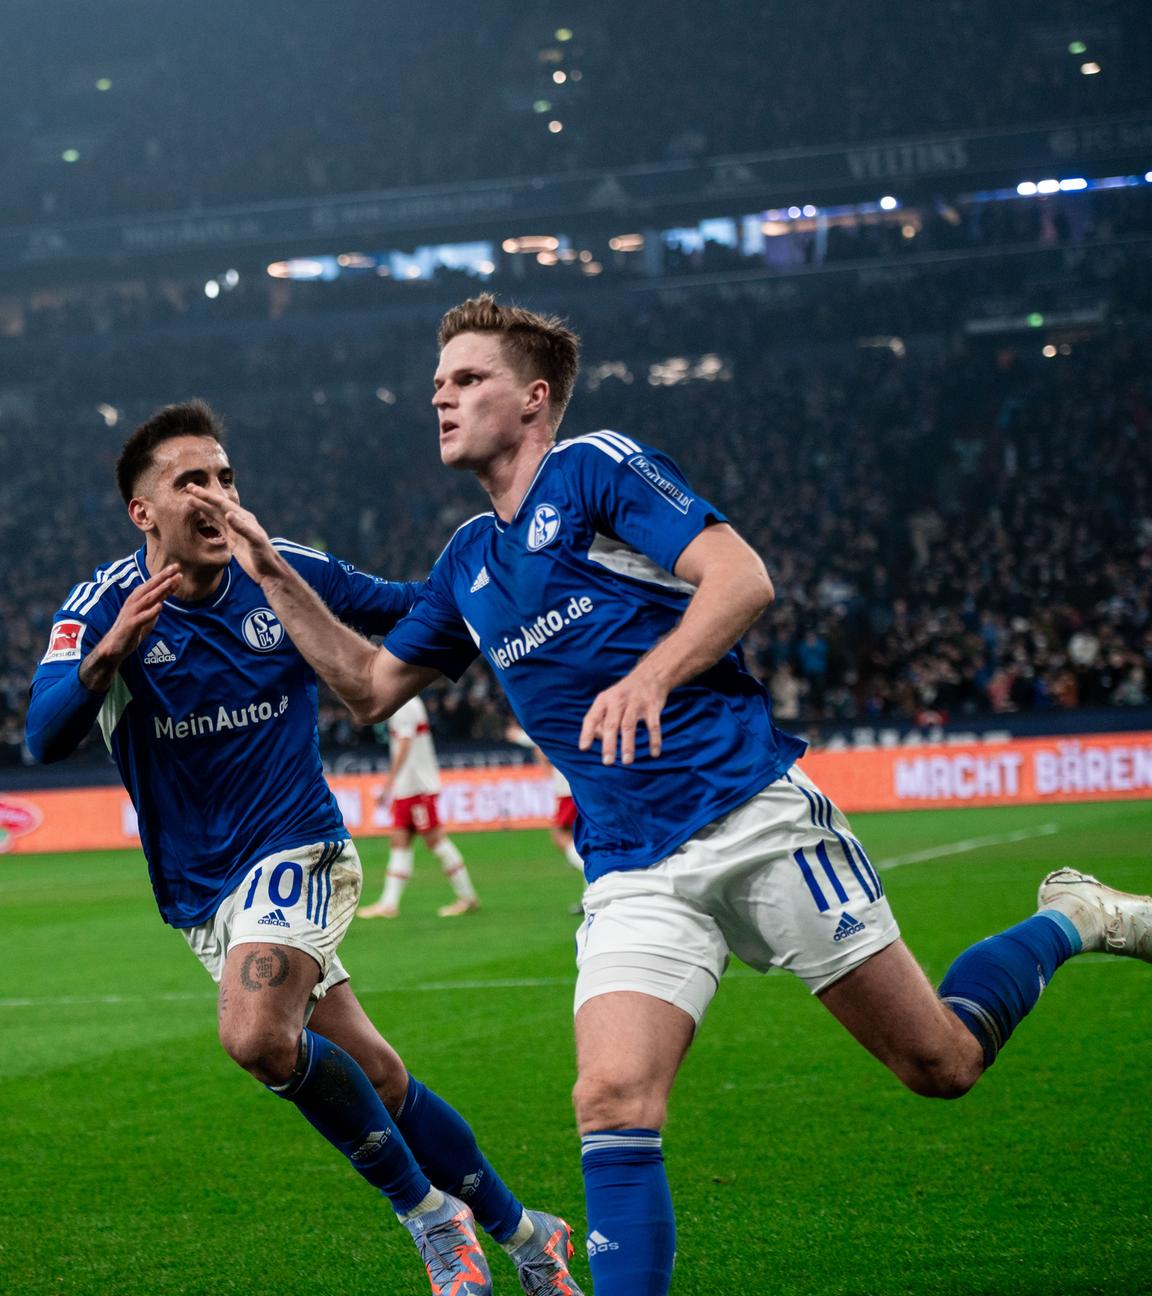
[2,799,1149,1295]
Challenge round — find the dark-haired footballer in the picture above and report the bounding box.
[25,399,583,1296]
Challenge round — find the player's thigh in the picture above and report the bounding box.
[308,981,409,1109]
[575,991,695,1092]
[218,941,320,1039]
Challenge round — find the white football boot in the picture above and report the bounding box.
[1038,869,1152,961]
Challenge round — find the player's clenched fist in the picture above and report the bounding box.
[578,668,666,766]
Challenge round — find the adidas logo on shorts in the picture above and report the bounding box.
[257,907,291,928]
[833,911,866,942]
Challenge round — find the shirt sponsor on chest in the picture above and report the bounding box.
[153,694,290,740]
[486,594,594,671]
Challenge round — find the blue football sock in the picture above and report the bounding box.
[582,1129,675,1296]
[270,1030,431,1213]
[939,911,1080,1068]
[394,1075,524,1243]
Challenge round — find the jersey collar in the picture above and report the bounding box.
[496,445,559,533]
[135,546,235,612]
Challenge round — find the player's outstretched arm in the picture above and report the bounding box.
[186,486,438,723]
[579,523,773,765]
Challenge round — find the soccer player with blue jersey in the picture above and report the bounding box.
[190,299,1152,1296]
[25,399,584,1296]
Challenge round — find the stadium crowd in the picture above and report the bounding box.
[0,0,1147,225]
[5,184,1151,345]
[1,284,1148,767]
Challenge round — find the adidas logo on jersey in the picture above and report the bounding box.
[833,911,866,942]
[143,639,177,665]
[470,566,490,593]
[257,907,291,928]
[587,1230,620,1255]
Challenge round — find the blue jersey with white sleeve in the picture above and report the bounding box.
[26,540,420,928]
[384,431,805,881]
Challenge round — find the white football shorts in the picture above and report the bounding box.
[575,765,899,1024]
[183,838,362,1004]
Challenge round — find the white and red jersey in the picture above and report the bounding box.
[388,696,441,798]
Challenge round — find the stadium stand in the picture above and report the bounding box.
[2,289,1148,766]
[1,0,1148,766]
[0,0,1148,223]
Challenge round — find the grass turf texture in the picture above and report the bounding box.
[1,800,1149,1296]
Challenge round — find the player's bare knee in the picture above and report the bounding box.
[897,1047,982,1100]
[219,1019,301,1085]
[366,1049,410,1113]
[573,1071,665,1131]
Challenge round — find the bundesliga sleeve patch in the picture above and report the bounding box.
[41,619,87,664]
[626,453,694,514]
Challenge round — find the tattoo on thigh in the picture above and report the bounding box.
[239,947,290,991]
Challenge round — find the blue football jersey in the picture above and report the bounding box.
[385,431,805,880]
[27,540,420,927]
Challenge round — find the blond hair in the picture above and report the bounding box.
[438,294,581,425]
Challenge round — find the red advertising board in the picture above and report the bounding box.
[2,731,1149,856]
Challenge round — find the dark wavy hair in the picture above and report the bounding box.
[115,399,225,505]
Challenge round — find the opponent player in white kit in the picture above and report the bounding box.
[190,298,1152,1296]
[359,694,479,918]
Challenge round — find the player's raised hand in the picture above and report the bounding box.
[102,564,182,657]
[185,485,283,585]
[79,564,182,691]
[578,668,666,766]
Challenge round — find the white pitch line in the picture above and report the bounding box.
[3,944,1132,1011]
[0,978,577,1010]
[876,822,1061,871]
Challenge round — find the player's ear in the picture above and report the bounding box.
[524,378,550,418]
[127,497,154,534]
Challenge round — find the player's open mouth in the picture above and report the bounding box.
[440,421,458,435]
[196,522,224,540]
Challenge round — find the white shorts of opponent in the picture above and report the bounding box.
[183,838,362,1007]
[575,765,900,1025]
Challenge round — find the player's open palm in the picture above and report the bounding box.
[101,564,182,662]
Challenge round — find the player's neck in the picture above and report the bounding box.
[145,543,226,603]
[477,438,552,522]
